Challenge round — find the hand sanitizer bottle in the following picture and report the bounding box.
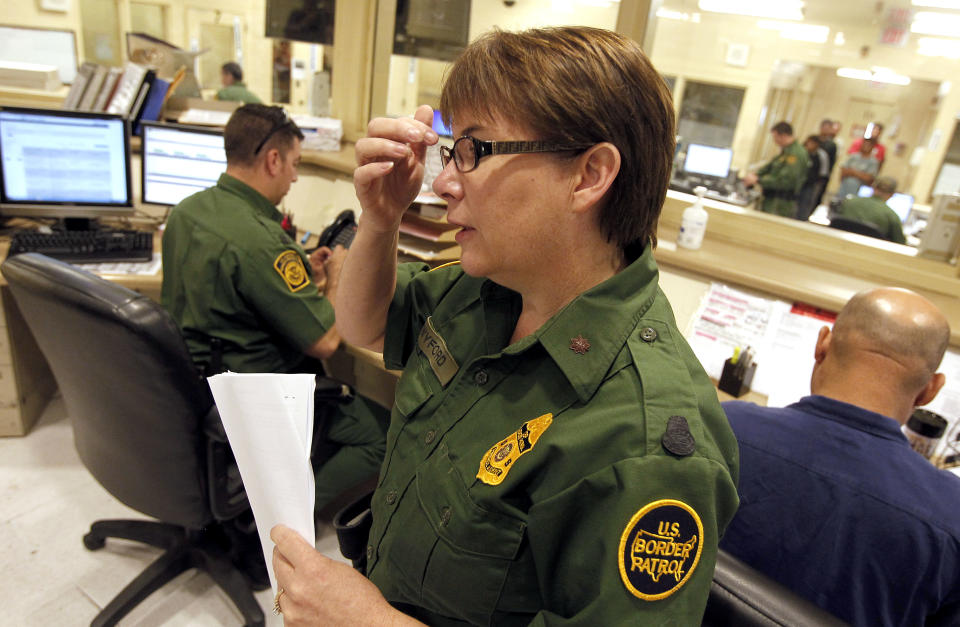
[678,186,709,250]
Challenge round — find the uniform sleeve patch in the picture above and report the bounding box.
[618,499,704,601]
[786,155,797,164]
[273,250,310,292]
[477,413,553,486]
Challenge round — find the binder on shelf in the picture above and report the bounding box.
[127,70,155,129]
[78,64,108,110]
[106,62,149,117]
[92,66,123,112]
[63,62,97,110]
[132,76,169,135]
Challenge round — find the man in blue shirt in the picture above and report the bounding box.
[720,287,960,626]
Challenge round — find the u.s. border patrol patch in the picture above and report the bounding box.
[618,499,703,601]
[273,250,310,292]
[477,413,553,486]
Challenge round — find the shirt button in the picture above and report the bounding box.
[440,506,452,527]
[640,327,658,343]
[366,544,373,559]
[474,369,489,385]
[424,429,436,444]
[385,490,397,504]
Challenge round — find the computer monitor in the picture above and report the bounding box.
[141,122,227,206]
[856,184,915,223]
[683,143,734,179]
[0,106,133,220]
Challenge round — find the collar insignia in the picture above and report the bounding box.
[477,413,553,486]
[618,499,703,601]
[570,335,591,355]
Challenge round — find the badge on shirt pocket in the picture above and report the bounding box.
[477,413,553,486]
[274,250,310,292]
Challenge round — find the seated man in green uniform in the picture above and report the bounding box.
[743,121,809,217]
[270,26,739,625]
[217,62,263,104]
[161,104,387,515]
[833,175,907,244]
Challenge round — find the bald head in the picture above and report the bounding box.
[828,288,950,395]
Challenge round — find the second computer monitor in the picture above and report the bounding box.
[683,143,734,179]
[141,122,227,206]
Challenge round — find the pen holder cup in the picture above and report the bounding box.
[718,357,757,398]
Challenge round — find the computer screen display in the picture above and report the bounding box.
[683,144,734,179]
[0,107,132,218]
[856,184,915,223]
[141,122,227,206]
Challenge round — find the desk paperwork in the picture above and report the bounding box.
[207,373,317,594]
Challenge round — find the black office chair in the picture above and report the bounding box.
[828,216,888,241]
[0,253,265,626]
[702,550,848,626]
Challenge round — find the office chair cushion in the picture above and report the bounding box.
[2,253,213,528]
[702,550,848,626]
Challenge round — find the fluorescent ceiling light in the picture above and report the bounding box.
[912,0,960,8]
[698,0,804,21]
[656,7,702,22]
[918,36,960,58]
[757,19,829,43]
[911,11,960,36]
[836,67,911,86]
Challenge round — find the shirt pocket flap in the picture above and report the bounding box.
[416,450,526,560]
[393,352,440,419]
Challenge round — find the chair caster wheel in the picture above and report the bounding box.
[83,532,106,550]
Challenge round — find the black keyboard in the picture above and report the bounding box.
[8,229,154,264]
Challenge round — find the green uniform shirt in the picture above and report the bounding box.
[367,247,740,625]
[757,140,809,217]
[217,82,263,104]
[836,195,907,244]
[161,173,333,373]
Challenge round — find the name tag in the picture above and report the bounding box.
[417,316,459,386]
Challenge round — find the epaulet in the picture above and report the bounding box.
[428,260,462,273]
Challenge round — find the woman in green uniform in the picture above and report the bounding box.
[271,26,739,626]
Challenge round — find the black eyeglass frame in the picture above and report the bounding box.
[439,136,594,173]
[254,109,297,155]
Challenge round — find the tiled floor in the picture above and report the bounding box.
[0,395,349,626]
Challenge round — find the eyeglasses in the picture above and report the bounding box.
[439,135,593,173]
[254,109,295,155]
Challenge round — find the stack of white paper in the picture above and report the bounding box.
[207,373,317,594]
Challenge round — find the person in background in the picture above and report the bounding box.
[817,118,838,175]
[269,26,739,625]
[720,287,960,626]
[834,175,907,244]
[217,62,263,104]
[162,104,387,519]
[796,134,830,221]
[743,121,809,217]
[847,121,886,168]
[835,137,879,201]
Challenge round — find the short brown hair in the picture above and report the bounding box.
[439,27,675,254]
[771,121,793,136]
[224,104,304,167]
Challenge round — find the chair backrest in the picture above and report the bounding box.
[829,216,887,241]
[1,253,213,529]
[702,550,848,626]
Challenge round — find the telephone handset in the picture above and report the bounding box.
[313,209,358,251]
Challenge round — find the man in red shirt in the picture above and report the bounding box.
[847,122,886,168]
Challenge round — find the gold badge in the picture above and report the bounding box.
[618,499,704,601]
[786,155,797,164]
[273,250,310,292]
[477,413,553,486]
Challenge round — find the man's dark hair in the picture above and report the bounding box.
[804,134,821,146]
[820,118,833,127]
[771,121,793,136]
[224,104,304,167]
[222,62,243,81]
